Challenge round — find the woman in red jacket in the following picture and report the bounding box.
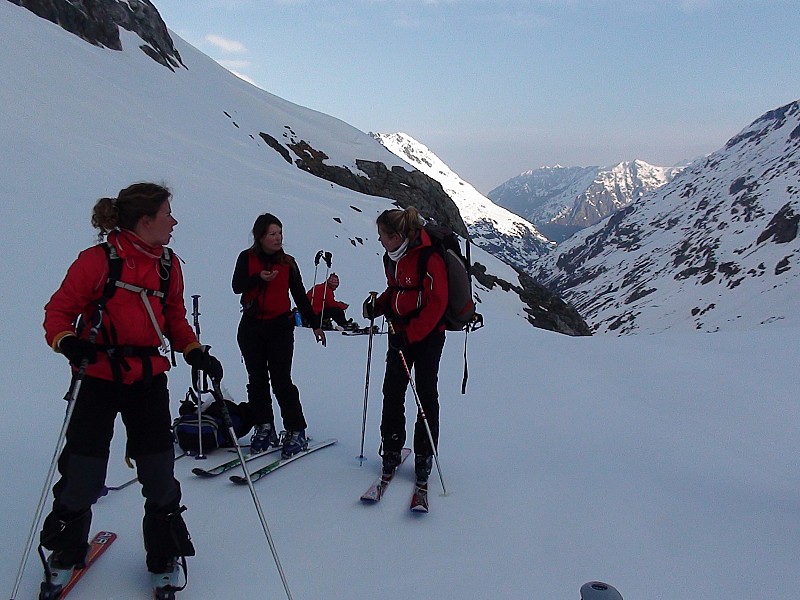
[40,183,222,597]
[364,207,448,485]
[232,213,325,457]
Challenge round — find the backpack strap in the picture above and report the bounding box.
[96,242,175,380]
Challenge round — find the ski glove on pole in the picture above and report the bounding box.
[362,293,379,320]
[59,335,98,367]
[185,346,224,382]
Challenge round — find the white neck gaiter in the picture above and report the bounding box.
[388,237,410,262]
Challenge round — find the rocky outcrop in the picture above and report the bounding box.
[261,131,591,336]
[472,263,591,336]
[8,0,183,70]
[260,132,468,238]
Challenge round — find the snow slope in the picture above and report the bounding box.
[536,100,800,334]
[1,3,798,599]
[372,132,554,273]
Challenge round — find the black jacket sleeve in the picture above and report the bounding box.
[232,250,263,295]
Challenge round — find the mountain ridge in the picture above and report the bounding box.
[489,160,684,242]
[535,99,800,334]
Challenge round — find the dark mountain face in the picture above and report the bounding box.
[8,0,183,69]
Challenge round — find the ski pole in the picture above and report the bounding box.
[357,292,378,465]
[310,250,324,309]
[210,382,294,600]
[190,295,207,460]
[387,322,448,496]
[318,263,332,329]
[9,305,105,600]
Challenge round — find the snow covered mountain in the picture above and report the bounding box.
[535,100,800,334]
[371,132,555,273]
[2,4,799,600]
[489,161,684,242]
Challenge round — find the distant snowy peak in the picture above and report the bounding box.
[489,160,684,242]
[371,132,554,274]
[536,99,800,334]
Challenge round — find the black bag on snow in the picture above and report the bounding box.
[173,393,251,453]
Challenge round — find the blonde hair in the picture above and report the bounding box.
[376,207,423,238]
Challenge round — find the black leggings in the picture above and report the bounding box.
[237,314,307,431]
[40,374,192,569]
[380,331,445,457]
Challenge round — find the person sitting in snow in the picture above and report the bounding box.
[306,272,360,330]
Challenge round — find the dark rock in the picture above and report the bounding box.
[9,0,183,69]
[472,263,591,336]
[756,203,799,245]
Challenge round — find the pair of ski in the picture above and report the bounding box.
[191,438,337,483]
[341,325,382,336]
[360,448,429,513]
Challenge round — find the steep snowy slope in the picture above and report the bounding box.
[536,100,800,334]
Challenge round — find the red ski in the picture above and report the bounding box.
[360,448,412,503]
[41,531,116,599]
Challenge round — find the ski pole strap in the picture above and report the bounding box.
[461,329,469,395]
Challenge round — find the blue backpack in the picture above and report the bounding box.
[173,391,250,453]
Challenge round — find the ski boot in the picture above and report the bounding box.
[151,558,185,599]
[281,429,308,458]
[381,450,402,477]
[410,480,430,512]
[39,554,75,600]
[250,422,279,454]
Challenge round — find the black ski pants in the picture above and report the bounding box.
[380,330,445,458]
[313,306,348,328]
[40,373,193,571]
[237,314,307,432]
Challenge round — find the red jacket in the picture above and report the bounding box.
[44,230,199,384]
[374,229,448,344]
[232,248,316,324]
[306,283,348,315]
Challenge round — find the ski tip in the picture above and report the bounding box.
[580,581,623,600]
[191,468,213,477]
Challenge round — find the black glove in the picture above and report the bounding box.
[388,330,408,352]
[186,346,224,382]
[59,335,98,367]
[362,294,378,320]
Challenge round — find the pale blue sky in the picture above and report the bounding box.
[153,0,800,193]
